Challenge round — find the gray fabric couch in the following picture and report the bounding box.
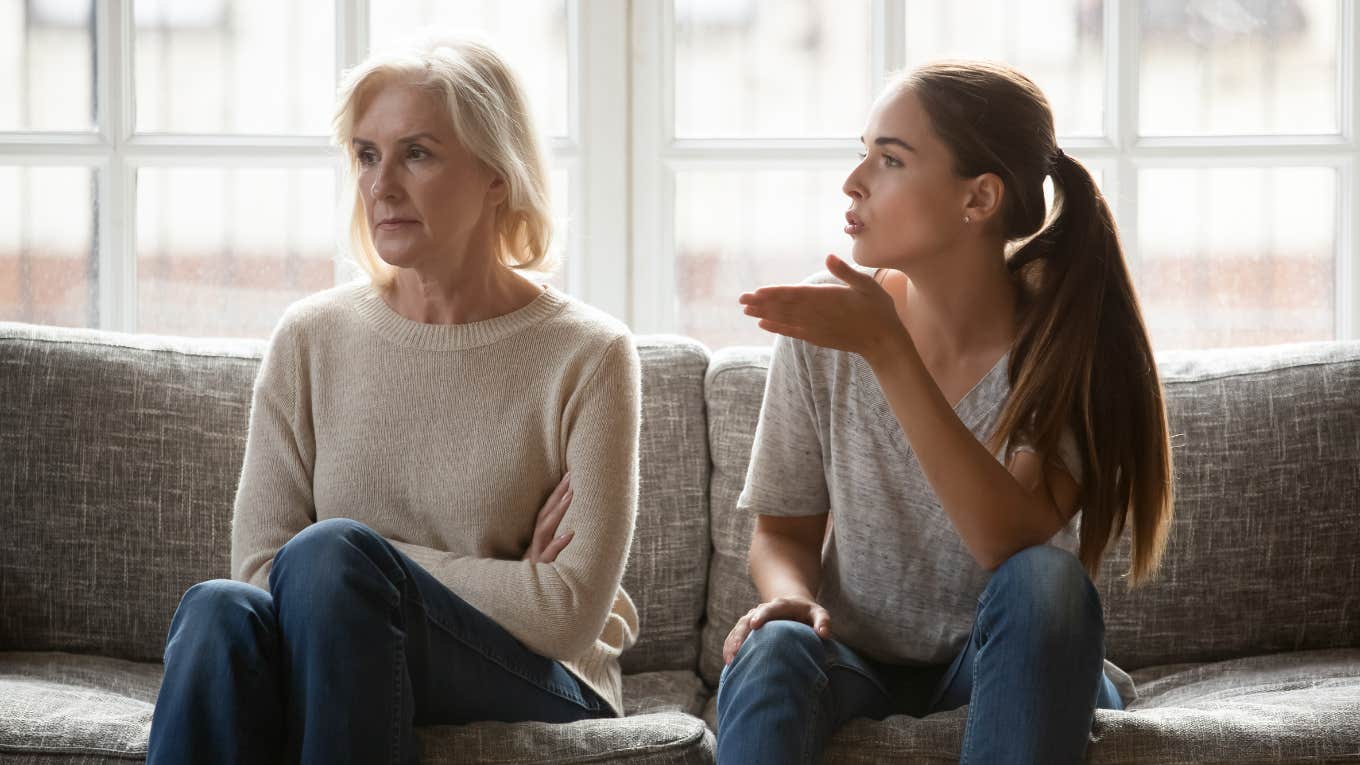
[2,320,1357,764]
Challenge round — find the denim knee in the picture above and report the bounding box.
[984,545,1103,648]
[269,518,401,612]
[728,620,828,686]
[167,579,276,660]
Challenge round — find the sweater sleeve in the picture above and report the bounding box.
[737,334,831,517]
[230,318,317,590]
[390,334,641,661]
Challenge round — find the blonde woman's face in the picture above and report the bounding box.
[841,88,974,270]
[352,82,507,272]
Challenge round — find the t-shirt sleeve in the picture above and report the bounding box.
[1008,426,1084,486]
[736,334,830,517]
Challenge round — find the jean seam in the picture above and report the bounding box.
[798,674,827,765]
[391,639,404,765]
[958,634,983,765]
[417,598,594,711]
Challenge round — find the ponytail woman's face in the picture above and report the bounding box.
[842,89,974,270]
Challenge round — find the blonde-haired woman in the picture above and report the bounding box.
[147,35,640,764]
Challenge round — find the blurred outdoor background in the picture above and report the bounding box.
[0,0,1348,350]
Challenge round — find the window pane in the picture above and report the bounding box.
[0,166,97,327]
[136,167,336,337]
[134,0,335,134]
[674,0,872,138]
[368,1,569,138]
[1140,0,1339,136]
[1137,167,1334,349]
[903,0,1104,137]
[0,0,95,131]
[675,167,853,348]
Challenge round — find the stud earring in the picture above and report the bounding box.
[963,215,971,223]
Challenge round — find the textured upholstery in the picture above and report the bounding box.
[1095,342,1360,670]
[0,324,711,675]
[5,321,1358,763]
[0,652,712,764]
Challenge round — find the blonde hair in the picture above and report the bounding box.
[332,33,554,287]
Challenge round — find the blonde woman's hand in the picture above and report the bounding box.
[738,253,907,363]
[523,472,574,564]
[722,595,833,665]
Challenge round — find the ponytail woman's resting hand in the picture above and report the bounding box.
[522,472,574,564]
[722,595,833,665]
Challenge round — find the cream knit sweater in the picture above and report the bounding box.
[229,279,641,716]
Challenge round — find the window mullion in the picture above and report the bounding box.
[1340,0,1359,339]
[629,0,671,334]
[1110,0,1141,279]
[575,0,629,323]
[874,0,904,87]
[95,0,136,333]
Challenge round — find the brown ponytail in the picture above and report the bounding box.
[903,61,1174,586]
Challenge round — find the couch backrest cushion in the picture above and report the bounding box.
[701,341,1360,685]
[620,337,711,673]
[700,348,770,686]
[1,324,261,662]
[1096,341,1360,669]
[1,323,712,673]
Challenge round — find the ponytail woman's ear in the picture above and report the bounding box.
[962,172,1005,229]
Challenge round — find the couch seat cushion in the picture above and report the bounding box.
[0,652,713,764]
[700,648,1360,763]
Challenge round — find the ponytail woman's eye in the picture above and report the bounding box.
[856,151,868,161]
[882,154,902,168]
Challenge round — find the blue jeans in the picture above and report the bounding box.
[147,518,609,765]
[716,545,1123,764]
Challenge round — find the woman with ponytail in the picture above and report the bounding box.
[716,60,1174,764]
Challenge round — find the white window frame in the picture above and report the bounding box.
[629,0,1360,340]
[1,1,1355,342]
[0,0,630,333]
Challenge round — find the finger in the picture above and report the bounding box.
[536,486,573,537]
[756,318,809,342]
[742,301,804,325]
[724,618,752,665]
[540,530,574,562]
[542,487,573,529]
[741,285,811,305]
[750,599,811,628]
[825,253,875,292]
[812,607,833,638]
[546,471,571,507]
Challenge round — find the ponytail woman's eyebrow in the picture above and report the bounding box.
[874,136,916,153]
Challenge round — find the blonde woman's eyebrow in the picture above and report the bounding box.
[352,133,443,148]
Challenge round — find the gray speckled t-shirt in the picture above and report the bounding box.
[737,272,1135,703]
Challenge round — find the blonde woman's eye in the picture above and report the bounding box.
[357,150,378,166]
[407,146,429,160]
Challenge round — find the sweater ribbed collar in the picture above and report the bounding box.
[348,279,568,351]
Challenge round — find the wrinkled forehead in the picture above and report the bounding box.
[352,74,453,139]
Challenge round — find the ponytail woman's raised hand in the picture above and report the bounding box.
[738,254,909,364]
